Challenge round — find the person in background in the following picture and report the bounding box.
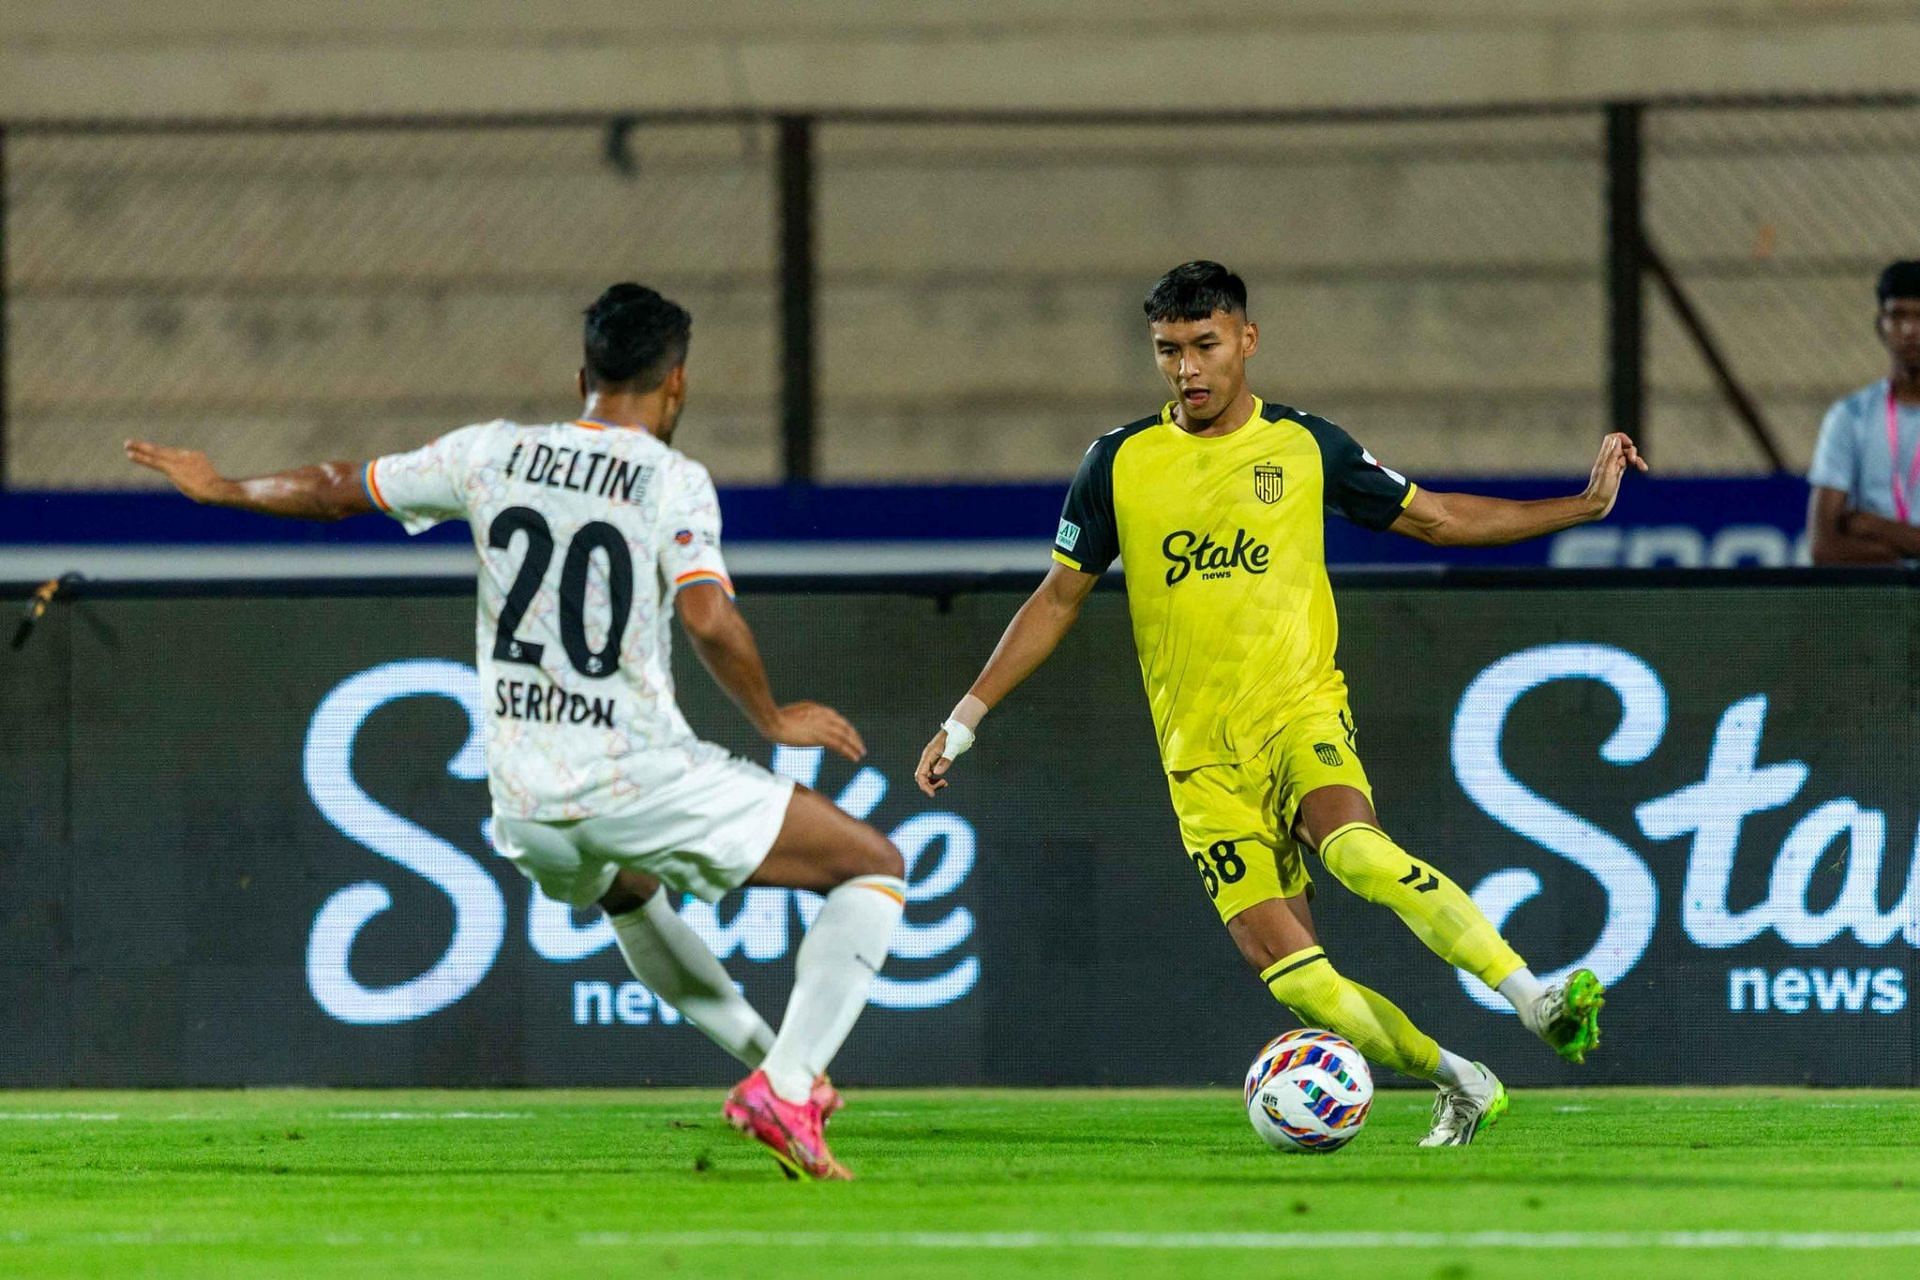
[1807,260,1920,564]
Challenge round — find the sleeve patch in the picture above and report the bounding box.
[1051,429,1126,575]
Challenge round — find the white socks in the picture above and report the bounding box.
[606,876,906,1104]
[609,890,776,1067]
[760,875,906,1103]
[1433,1048,1480,1091]
[1497,968,1548,1035]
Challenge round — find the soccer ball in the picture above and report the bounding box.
[1244,1028,1373,1153]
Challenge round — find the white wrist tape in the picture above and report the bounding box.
[939,718,977,759]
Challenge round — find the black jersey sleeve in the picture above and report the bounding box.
[1053,435,1122,574]
[1301,412,1418,531]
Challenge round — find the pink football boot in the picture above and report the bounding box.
[812,1075,845,1125]
[723,1069,850,1181]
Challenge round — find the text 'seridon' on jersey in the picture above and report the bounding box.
[1049,397,1418,772]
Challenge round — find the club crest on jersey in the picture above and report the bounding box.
[1253,465,1284,505]
[674,529,695,546]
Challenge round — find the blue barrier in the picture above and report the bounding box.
[0,474,1812,568]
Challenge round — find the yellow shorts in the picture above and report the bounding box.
[1165,699,1374,923]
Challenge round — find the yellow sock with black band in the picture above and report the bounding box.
[1261,947,1441,1081]
[1316,822,1526,990]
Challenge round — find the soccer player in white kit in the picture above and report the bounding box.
[125,283,904,1181]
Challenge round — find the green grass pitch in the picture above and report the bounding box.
[2,1088,1917,1279]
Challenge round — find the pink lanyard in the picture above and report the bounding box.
[1888,383,1920,523]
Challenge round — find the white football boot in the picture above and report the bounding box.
[1418,1061,1509,1148]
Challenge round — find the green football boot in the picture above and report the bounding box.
[1535,969,1606,1065]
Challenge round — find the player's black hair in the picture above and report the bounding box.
[1143,261,1248,323]
[582,283,692,390]
[1877,261,1920,307]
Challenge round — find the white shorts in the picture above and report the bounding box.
[491,755,796,907]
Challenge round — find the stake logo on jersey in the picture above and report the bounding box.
[1050,398,1418,770]
[364,418,738,821]
[1161,528,1271,584]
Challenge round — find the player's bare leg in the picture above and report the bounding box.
[1295,785,1604,1065]
[1224,892,1319,969]
[746,785,907,892]
[594,870,845,1122]
[721,785,905,1180]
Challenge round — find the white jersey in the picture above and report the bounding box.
[367,418,735,821]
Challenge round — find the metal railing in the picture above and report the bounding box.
[3,94,1917,490]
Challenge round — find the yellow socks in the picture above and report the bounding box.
[1261,947,1441,1080]
[1317,822,1526,990]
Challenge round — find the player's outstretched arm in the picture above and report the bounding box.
[124,440,374,521]
[1389,432,1648,548]
[674,583,866,763]
[914,561,1098,796]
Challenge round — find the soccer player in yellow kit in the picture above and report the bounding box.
[916,261,1644,1146]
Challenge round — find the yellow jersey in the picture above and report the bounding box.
[1051,397,1417,772]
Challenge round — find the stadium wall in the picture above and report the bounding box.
[6,2,1920,119]
[9,3,1920,492]
[2,574,1914,1088]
